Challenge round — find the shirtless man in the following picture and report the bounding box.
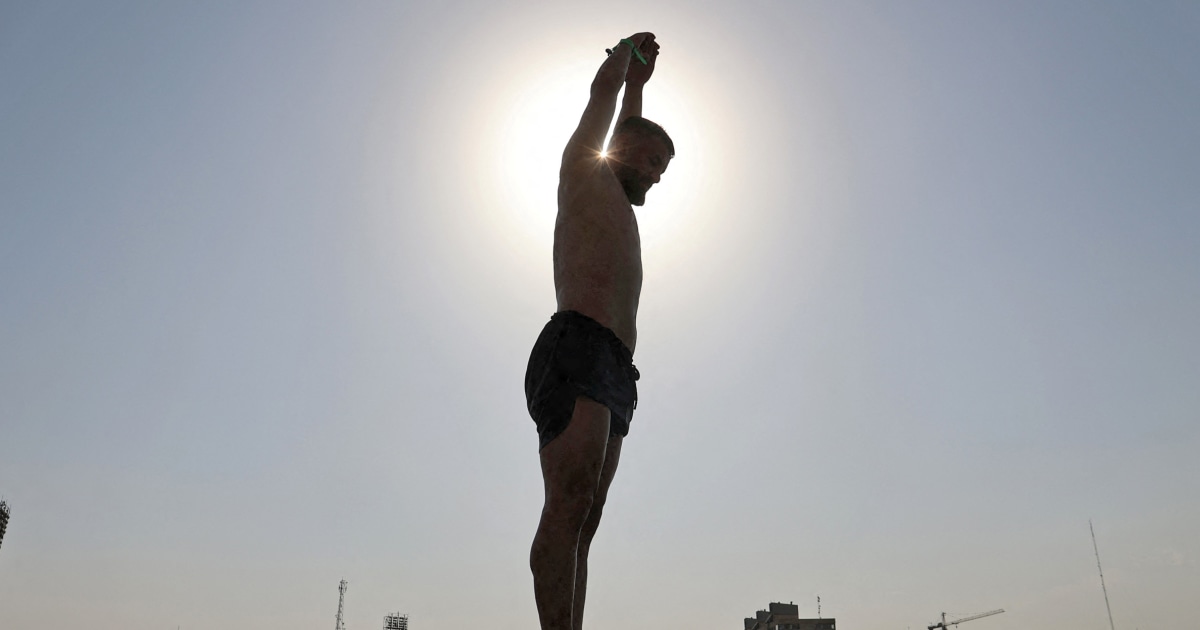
[523,32,673,630]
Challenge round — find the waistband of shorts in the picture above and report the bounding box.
[551,310,634,365]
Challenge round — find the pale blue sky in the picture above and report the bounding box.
[1,2,1197,629]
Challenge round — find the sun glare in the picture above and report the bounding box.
[466,43,746,291]
[483,58,596,250]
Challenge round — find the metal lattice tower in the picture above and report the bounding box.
[384,612,409,630]
[0,500,10,552]
[335,579,348,630]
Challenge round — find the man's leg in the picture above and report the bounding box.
[571,435,622,630]
[531,396,611,630]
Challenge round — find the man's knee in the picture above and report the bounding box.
[579,498,606,542]
[588,490,608,520]
[542,490,597,532]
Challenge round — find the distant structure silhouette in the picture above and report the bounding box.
[0,500,9,553]
[744,602,835,630]
[928,609,1004,630]
[1091,520,1117,630]
[335,579,348,630]
[384,612,409,630]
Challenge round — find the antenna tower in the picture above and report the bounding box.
[0,500,10,553]
[335,579,348,630]
[1090,520,1117,630]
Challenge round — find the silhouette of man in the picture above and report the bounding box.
[524,32,673,630]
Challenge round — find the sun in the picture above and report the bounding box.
[461,43,746,297]
[482,58,599,253]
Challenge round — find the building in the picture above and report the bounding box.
[744,602,835,630]
[0,500,9,552]
[384,612,409,630]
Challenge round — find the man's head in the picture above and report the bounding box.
[606,116,674,206]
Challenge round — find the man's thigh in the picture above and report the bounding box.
[595,435,622,504]
[539,396,612,503]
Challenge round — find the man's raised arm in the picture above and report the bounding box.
[562,33,656,165]
[617,36,659,126]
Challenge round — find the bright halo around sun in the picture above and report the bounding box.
[483,58,597,252]
[477,53,735,276]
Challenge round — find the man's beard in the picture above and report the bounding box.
[616,164,647,206]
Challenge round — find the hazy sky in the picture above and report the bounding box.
[1,2,1197,629]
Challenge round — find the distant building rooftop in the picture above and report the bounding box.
[743,601,834,630]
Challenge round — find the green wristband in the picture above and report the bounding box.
[619,38,648,65]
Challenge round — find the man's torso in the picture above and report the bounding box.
[553,160,642,353]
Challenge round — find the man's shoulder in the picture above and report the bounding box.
[560,153,613,191]
[560,139,602,169]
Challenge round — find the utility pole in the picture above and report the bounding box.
[1091,520,1117,630]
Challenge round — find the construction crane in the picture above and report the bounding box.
[928,609,1005,630]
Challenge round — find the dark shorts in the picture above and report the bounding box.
[524,310,640,451]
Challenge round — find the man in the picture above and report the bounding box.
[524,32,673,630]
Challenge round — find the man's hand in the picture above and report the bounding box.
[614,33,657,126]
[625,32,654,49]
[625,34,659,86]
